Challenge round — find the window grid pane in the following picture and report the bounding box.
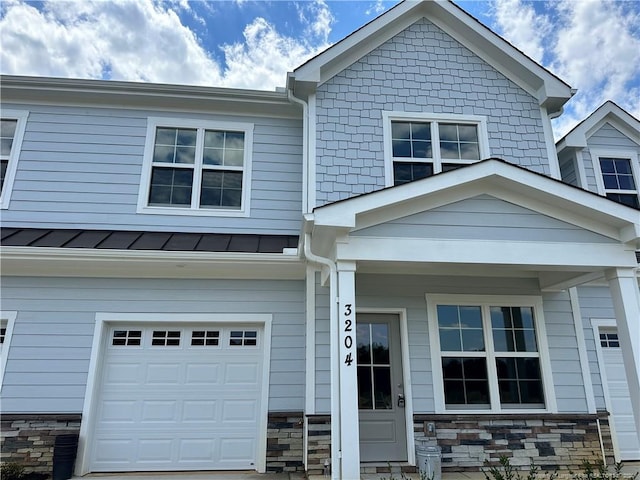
[439,123,480,161]
[600,332,620,348]
[600,157,639,208]
[151,330,181,346]
[112,330,142,346]
[393,161,433,186]
[496,357,544,406]
[191,330,220,346]
[229,330,257,346]
[147,126,245,211]
[0,119,17,157]
[356,322,392,410]
[437,305,484,352]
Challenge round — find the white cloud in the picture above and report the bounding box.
[492,0,640,139]
[490,0,551,63]
[219,16,329,90]
[366,0,386,16]
[0,0,333,91]
[296,0,335,43]
[0,1,222,85]
[550,0,640,137]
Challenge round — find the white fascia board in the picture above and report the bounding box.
[313,160,640,242]
[336,237,637,268]
[292,1,571,111]
[560,102,640,150]
[0,246,305,279]
[292,1,420,82]
[1,75,300,119]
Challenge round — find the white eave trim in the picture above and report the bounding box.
[557,101,640,151]
[291,0,571,110]
[310,160,640,244]
[0,246,305,279]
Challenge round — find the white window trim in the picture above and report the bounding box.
[591,148,640,204]
[137,117,253,217]
[77,312,272,476]
[426,294,557,414]
[0,311,17,392]
[1,110,29,209]
[382,111,490,187]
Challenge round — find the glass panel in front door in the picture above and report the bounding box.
[357,322,392,410]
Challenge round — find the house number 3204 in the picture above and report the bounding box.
[344,304,354,366]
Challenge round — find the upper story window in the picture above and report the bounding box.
[595,154,639,209]
[138,117,253,217]
[1,110,29,209]
[427,295,555,414]
[383,112,489,186]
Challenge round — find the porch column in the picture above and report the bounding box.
[337,260,360,479]
[606,267,640,441]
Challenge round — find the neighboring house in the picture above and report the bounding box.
[556,101,640,462]
[0,2,638,479]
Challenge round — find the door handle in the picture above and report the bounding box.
[397,393,405,407]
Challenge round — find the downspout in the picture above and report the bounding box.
[287,88,309,214]
[303,228,341,480]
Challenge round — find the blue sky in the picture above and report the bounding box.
[1,0,639,138]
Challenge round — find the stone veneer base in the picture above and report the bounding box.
[0,414,82,474]
[414,413,615,471]
[306,412,616,474]
[266,412,305,473]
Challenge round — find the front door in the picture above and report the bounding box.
[357,313,407,462]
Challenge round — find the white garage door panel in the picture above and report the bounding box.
[602,340,640,460]
[91,325,264,472]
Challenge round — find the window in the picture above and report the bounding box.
[384,112,489,186]
[592,150,640,209]
[191,330,220,346]
[599,331,619,348]
[0,312,17,391]
[427,295,555,413]
[1,111,29,209]
[112,330,142,346]
[138,118,253,216]
[151,330,181,346]
[229,330,257,346]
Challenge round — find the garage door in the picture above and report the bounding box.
[90,324,265,472]
[599,329,640,461]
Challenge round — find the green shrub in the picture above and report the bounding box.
[569,460,639,480]
[0,462,25,480]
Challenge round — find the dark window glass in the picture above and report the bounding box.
[437,305,484,352]
[148,167,193,206]
[393,162,433,186]
[442,357,489,406]
[496,357,544,405]
[200,171,242,208]
[490,307,537,353]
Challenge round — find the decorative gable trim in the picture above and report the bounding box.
[290,1,572,113]
[557,101,640,151]
[308,159,640,246]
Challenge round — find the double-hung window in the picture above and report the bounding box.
[138,118,253,216]
[1,110,29,209]
[383,112,489,186]
[427,295,555,413]
[592,150,640,209]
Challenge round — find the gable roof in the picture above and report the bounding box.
[556,100,640,151]
[307,158,640,247]
[288,0,573,114]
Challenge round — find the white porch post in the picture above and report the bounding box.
[606,267,640,441]
[336,260,360,479]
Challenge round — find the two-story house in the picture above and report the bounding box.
[1,1,638,478]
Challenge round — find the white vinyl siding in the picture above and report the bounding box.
[0,104,302,234]
[0,277,304,413]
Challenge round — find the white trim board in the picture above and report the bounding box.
[0,311,17,392]
[76,313,272,476]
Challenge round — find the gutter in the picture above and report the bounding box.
[302,225,341,479]
[287,88,310,214]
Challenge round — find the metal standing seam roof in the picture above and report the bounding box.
[0,228,299,254]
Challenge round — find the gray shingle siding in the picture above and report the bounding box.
[315,18,550,205]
